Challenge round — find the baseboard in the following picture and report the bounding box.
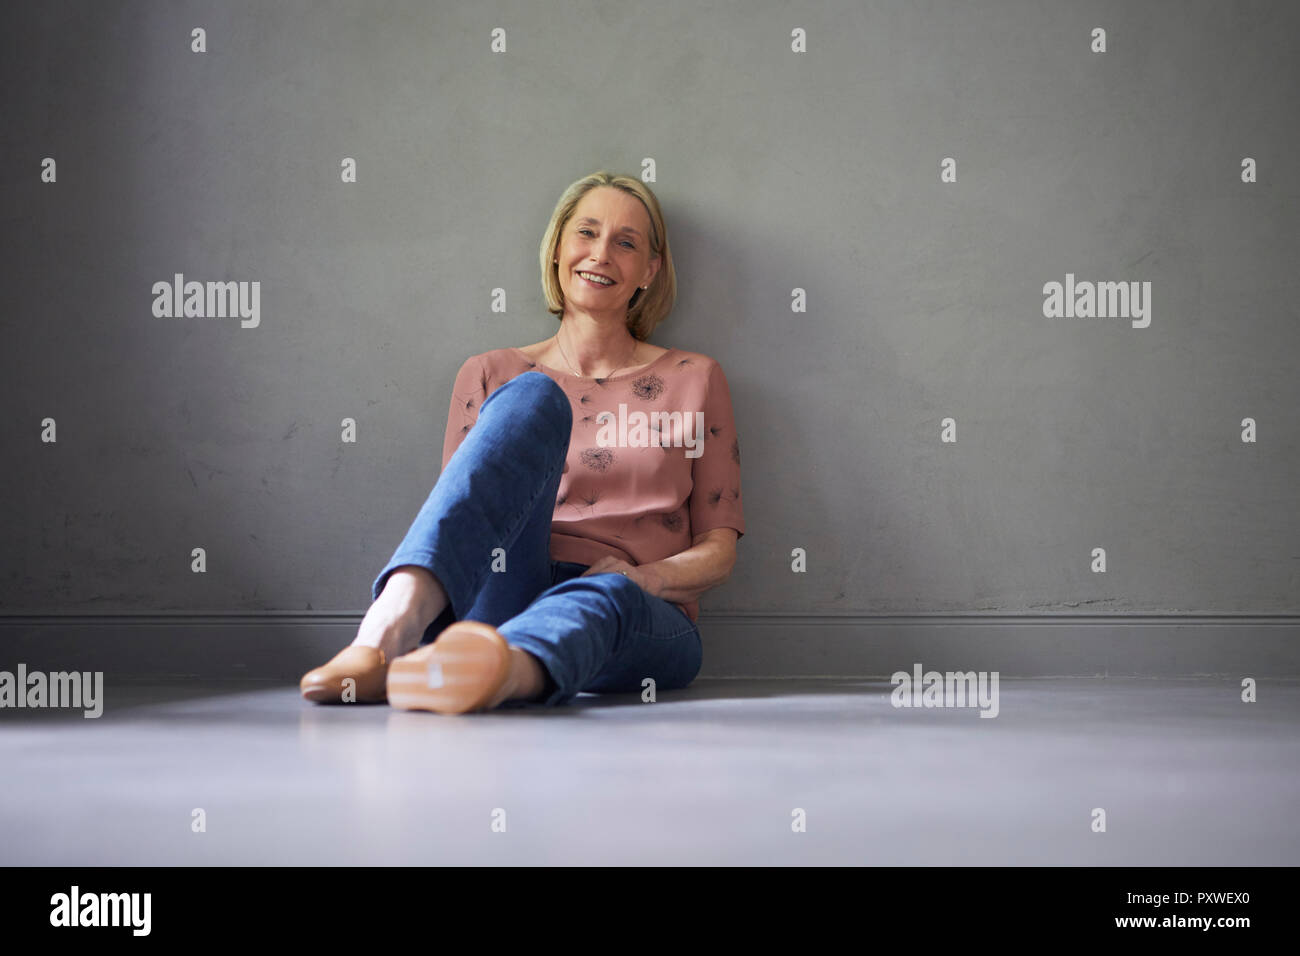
[1,613,1297,679]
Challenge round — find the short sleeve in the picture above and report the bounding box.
[688,360,745,540]
[442,354,489,471]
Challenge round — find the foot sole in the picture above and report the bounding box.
[386,621,512,714]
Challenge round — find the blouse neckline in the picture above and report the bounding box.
[510,345,678,383]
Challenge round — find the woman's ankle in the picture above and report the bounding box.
[506,646,548,702]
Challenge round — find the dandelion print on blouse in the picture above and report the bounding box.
[630,373,666,401]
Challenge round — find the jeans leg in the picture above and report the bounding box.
[370,371,572,644]
[499,571,704,707]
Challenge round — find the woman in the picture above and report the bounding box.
[301,171,745,713]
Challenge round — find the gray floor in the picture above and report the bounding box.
[2,677,1297,865]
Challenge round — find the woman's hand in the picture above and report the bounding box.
[579,530,738,605]
[580,556,662,597]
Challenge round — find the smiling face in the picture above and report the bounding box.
[555,186,660,320]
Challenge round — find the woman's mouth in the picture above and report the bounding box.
[577,271,616,288]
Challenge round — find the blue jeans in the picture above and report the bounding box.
[370,371,703,707]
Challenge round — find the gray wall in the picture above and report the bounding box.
[3,1,1298,675]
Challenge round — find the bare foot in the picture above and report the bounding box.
[352,567,447,661]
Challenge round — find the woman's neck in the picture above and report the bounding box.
[554,314,639,377]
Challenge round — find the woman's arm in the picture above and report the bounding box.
[581,527,738,605]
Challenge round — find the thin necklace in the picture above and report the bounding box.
[554,326,639,380]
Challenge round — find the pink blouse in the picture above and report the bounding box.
[441,346,745,623]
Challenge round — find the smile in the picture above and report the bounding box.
[578,271,615,287]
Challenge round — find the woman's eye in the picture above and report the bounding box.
[578,228,633,249]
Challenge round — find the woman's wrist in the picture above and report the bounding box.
[629,564,662,598]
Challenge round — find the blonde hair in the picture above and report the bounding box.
[539,171,677,341]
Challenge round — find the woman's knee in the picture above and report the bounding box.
[499,371,571,431]
[475,371,571,465]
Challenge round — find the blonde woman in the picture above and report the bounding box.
[301,171,745,712]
